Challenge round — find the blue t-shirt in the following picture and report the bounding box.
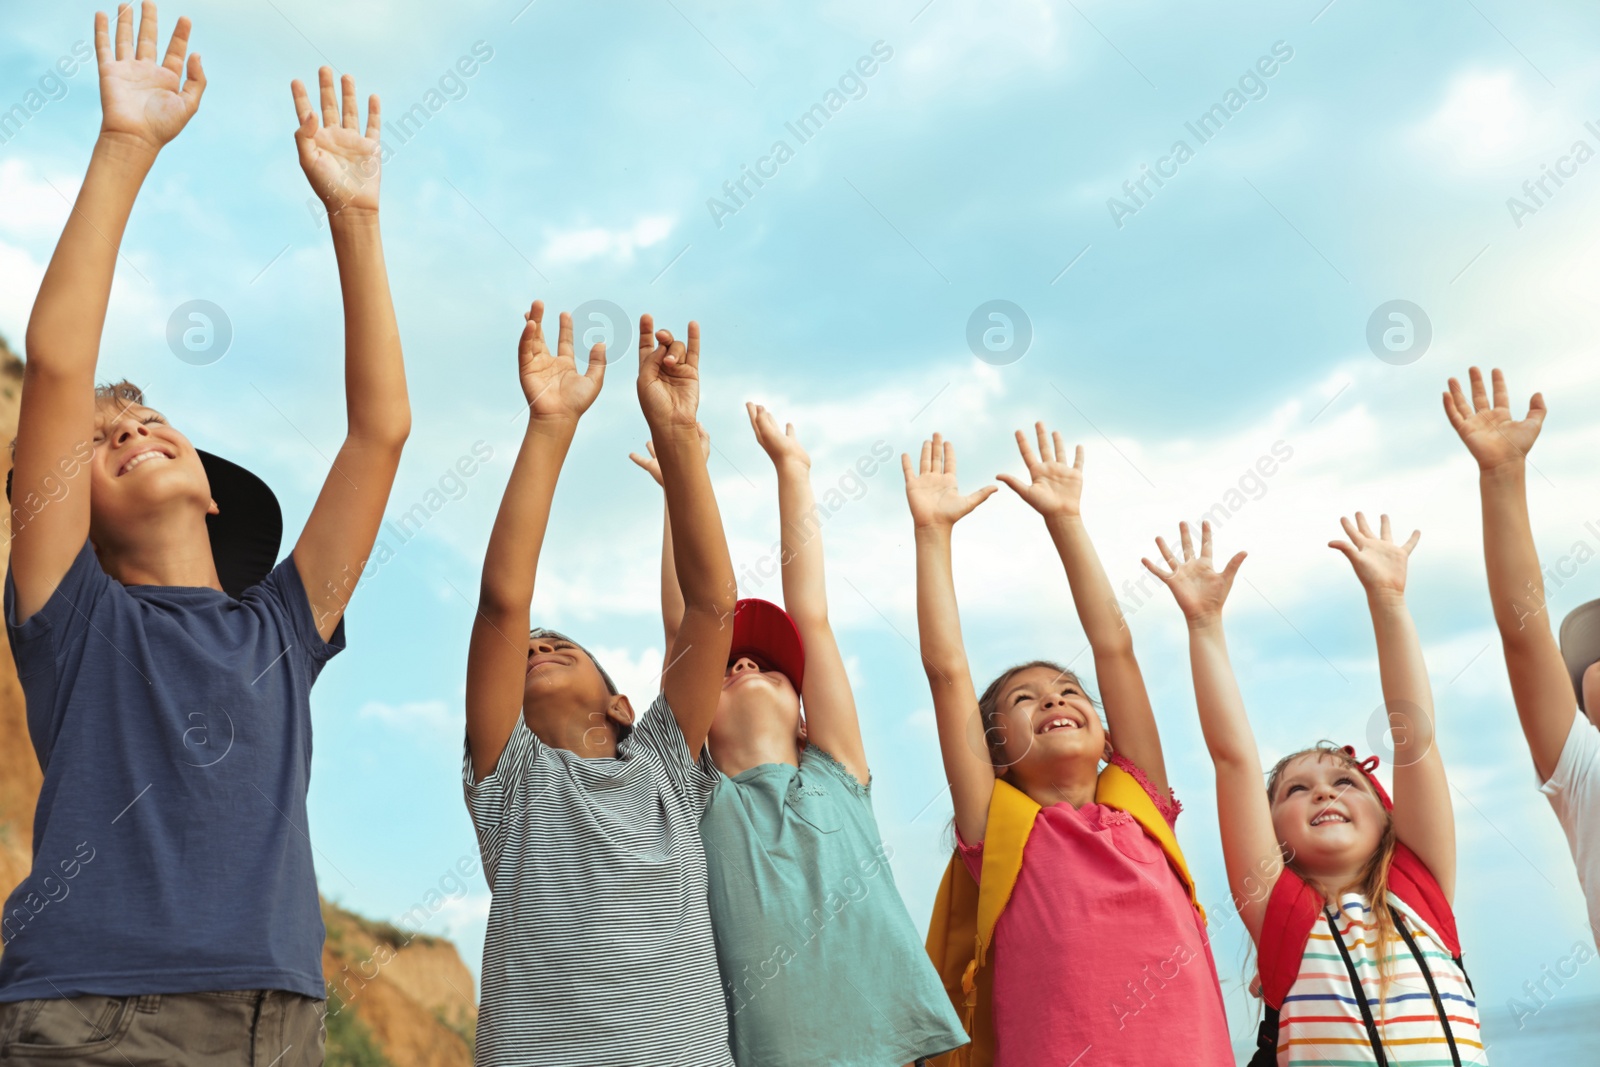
[0,539,344,1001]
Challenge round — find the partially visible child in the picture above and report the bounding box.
[0,6,409,1063]
[632,404,966,1066]
[464,308,737,1066]
[908,427,1230,1067]
[1444,366,1599,946]
[1143,517,1485,1065]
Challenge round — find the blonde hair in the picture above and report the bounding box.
[1266,742,1400,1003]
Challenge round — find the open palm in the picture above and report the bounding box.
[518,301,605,420]
[1330,512,1418,598]
[1443,366,1545,472]
[292,68,381,216]
[1143,521,1245,623]
[996,422,1084,518]
[97,4,206,151]
[903,434,996,529]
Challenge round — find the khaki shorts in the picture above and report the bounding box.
[0,990,325,1066]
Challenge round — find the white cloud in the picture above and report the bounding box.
[358,699,457,736]
[540,216,675,266]
[1416,68,1567,169]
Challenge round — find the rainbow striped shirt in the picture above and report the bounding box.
[1276,892,1486,1066]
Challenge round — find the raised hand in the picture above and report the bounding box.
[1142,521,1246,625]
[629,424,710,487]
[995,422,1084,518]
[636,315,701,431]
[746,402,810,470]
[1329,512,1419,599]
[902,434,997,529]
[517,301,605,422]
[95,3,206,151]
[1443,366,1546,473]
[292,68,381,217]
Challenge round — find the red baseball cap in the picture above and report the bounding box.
[729,598,805,692]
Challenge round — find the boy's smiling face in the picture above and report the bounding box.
[87,398,216,549]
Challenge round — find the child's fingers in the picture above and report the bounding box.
[291,79,315,130]
[528,299,545,329]
[1140,557,1171,582]
[1379,514,1391,541]
[584,343,607,388]
[1050,430,1066,465]
[1339,515,1359,544]
[1445,377,1471,423]
[966,485,998,511]
[556,311,574,361]
[1155,536,1179,569]
[647,440,657,459]
[1468,366,1488,412]
[1401,529,1421,554]
[1329,539,1357,562]
[918,439,932,476]
[1034,421,1050,464]
[181,51,205,110]
[95,12,112,68]
[901,452,916,485]
[942,439,957,480]
[1013,428,1038,469]
[365,94,381,141]
[1199,519,1213,559]
[1072,443,1084,471]
[135,1,157,62]
[1354,511,1374,539]
[318,67,339,130]
[1441,390,1465,432]
[1179,521,1195,561]
[1221,551,1248,583]
[995,473,1024,497]
[341,74,358,130]
[161,14,190,75]
[1491,367,1509,411]
[684,321,700,369]
[116,2,135,61]
[637,314,655,364]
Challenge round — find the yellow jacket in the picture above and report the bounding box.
[923,766,1204,1067]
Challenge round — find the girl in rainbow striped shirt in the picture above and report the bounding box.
[1143,516,1486,1067]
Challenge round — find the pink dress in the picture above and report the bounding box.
[957,757,1233,1066]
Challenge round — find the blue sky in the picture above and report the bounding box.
[5,0,1600,1055]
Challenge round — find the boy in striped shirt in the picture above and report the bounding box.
[463,306,737,1067]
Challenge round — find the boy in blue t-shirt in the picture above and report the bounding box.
[0,5,409,1065]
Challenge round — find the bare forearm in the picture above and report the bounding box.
[660,501,684,645]
[1480,465,1552,647]
[1367,593,1437,752]
[777,459,826,622]
[479,419,572,614]
[915,524,968,674]
[1187,619,1262,770]
[330,213,409,443]
[654,426,735,613]
[1044,513,1132,655]
[25,135,156,373]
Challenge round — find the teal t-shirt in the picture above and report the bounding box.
[699,744,968,1066]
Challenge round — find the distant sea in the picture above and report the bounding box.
[1231,996,1599,1063]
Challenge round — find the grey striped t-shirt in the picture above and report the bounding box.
[464,695,733,1067]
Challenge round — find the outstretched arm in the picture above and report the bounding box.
[905,435,999,846]
[749,403,869,783]
[1330,513,1454,900]
[466,304,605,779]
[638,320,736,755]
[1144,521,1278,941]
[288,68,410,640]
[998,423,1167,794]
[629,427,707,657]
[1444,367,1573,782]
[12,3,205,622]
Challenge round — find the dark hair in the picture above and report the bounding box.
[975,660,1100,769]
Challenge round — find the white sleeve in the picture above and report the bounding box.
[1540,709,1600,948]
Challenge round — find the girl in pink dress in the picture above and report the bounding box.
[906,426,1233,1067]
